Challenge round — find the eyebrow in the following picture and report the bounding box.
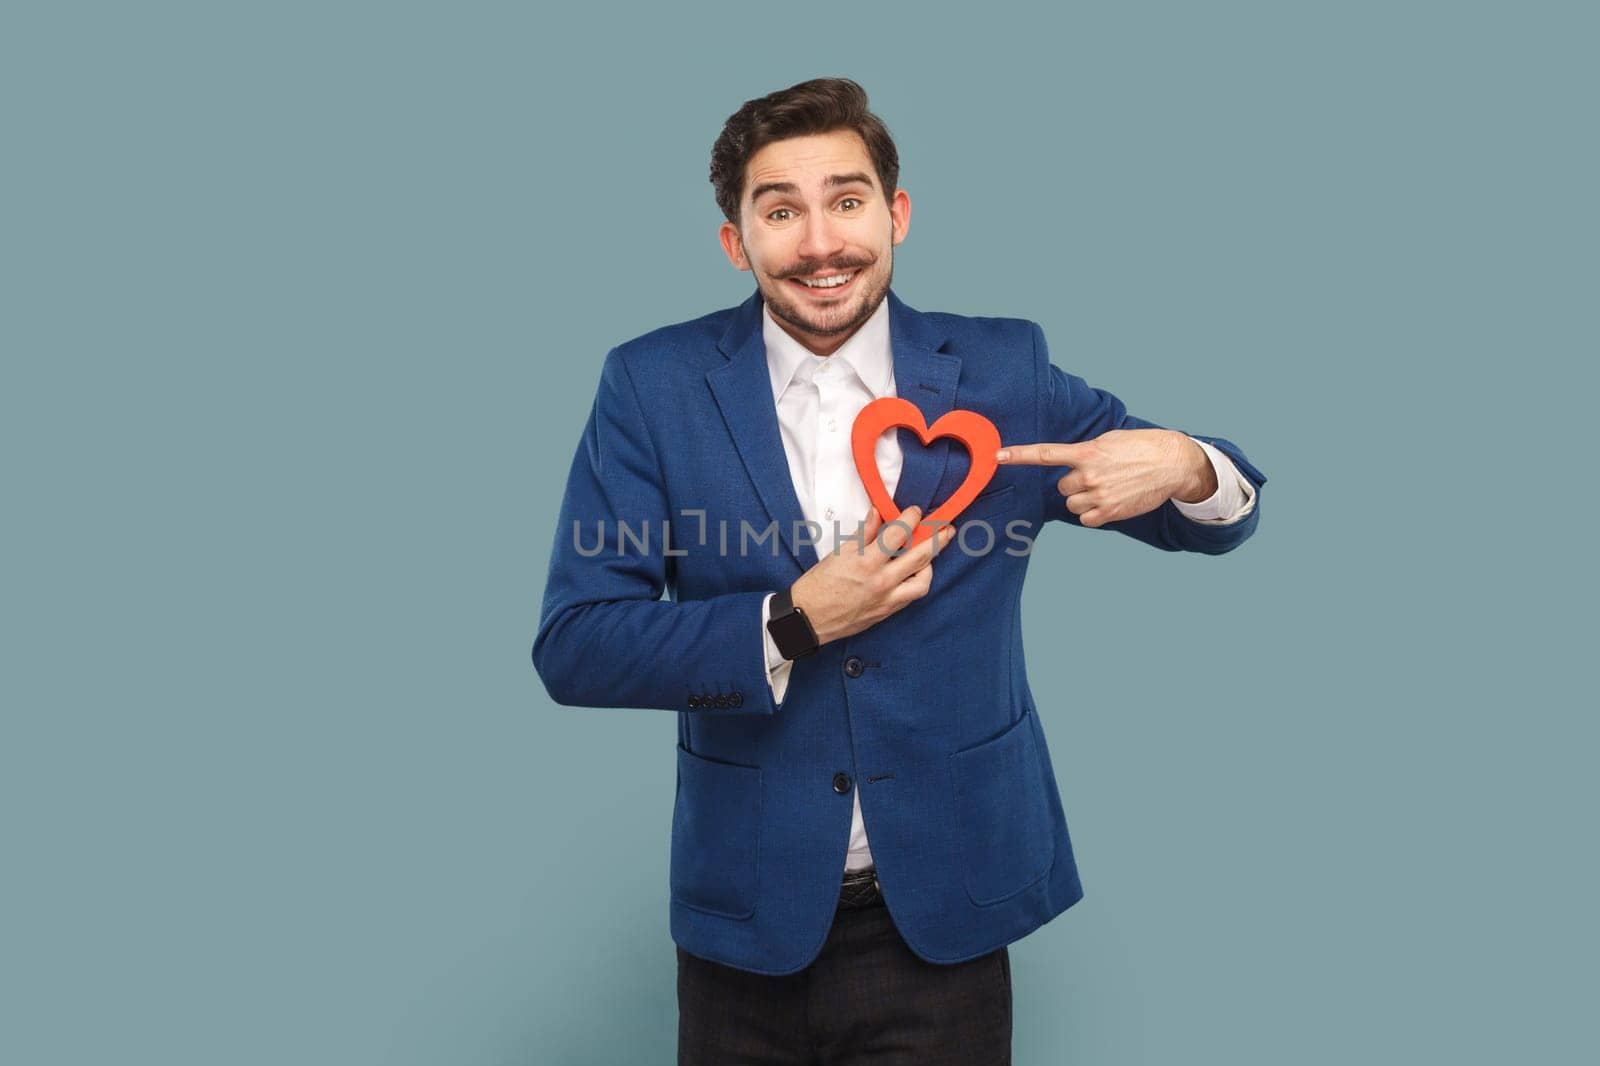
[748,171,876,205]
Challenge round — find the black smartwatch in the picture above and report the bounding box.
[766,587,819,660]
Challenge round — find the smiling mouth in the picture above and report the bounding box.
[788,270,858,296]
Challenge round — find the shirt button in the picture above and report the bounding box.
[824,507,835,521]
[826,417,837,431]
[833,772,852,794]
[843,656,864,678]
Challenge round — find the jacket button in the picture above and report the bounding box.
[843,656,864,678]
[687,696,703,709]
[833,772,852,794]
[714,695,729,708]
[729,692,743,707]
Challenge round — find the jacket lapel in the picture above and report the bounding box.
[885,291,962,515]
[707,289,817,574]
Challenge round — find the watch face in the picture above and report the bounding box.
[769,610,815,658]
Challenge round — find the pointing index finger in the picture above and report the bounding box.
[994,441,1085,466]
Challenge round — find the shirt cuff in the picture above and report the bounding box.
[760,592,794,703]
[1171,437,1257,525]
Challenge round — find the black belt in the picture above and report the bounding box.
[839,866,883,909]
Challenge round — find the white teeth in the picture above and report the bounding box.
[799,273,854,288]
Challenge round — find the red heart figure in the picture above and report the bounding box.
[851,397,1001,547]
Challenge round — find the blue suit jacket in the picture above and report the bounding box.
[533,287,1267,975]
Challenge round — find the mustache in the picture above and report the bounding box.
[777,257,874,280]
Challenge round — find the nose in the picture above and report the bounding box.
[796,210,846,264]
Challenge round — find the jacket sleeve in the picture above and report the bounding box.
[1032,321,1268,554]
[531,348,781,714]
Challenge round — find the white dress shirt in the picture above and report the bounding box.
[755,299,1256,872]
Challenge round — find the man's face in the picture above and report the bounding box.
[718,129,911,356]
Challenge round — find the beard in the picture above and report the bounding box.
[760,246,895,347]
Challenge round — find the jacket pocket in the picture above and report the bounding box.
[958,483,1017,524]
[949,707,1055,905]
[671,745,762,920]
[950,484,1021,558]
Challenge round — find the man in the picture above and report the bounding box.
[533,77,1266,1064]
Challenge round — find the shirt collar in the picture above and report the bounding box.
[762,295,894,404]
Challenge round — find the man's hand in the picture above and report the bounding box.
[789,504,955,646]
[995,429,1216,528]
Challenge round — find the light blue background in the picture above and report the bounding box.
[5,2,1594,1063]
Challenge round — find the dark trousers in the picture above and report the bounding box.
[677,874,1011,1065]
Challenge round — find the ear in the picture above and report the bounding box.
[718,221,751,271]
[889,189,912,247]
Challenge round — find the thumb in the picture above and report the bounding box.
[860,504,883,545]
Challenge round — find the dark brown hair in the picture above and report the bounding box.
[709,77,900,226]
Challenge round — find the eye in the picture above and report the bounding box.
[838,198,862,211]
[767,208,795,222]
